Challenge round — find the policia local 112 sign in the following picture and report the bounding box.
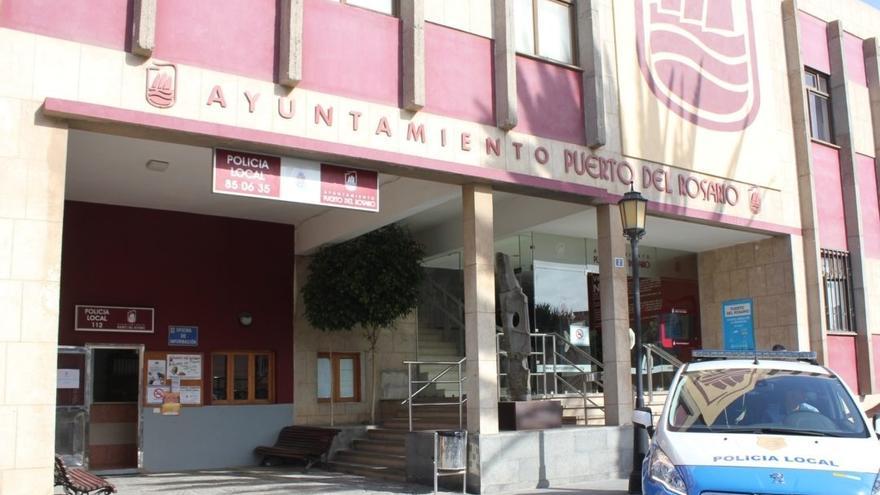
[212,148,379,212]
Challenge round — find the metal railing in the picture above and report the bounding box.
[401,358,467,432]
[496,332,605,415]
[643,343,684,403]
[420,278,466,353]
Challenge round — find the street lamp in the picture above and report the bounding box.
[619,188,648,495]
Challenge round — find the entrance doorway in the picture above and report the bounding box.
[86,344,143,473]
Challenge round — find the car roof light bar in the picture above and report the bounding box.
[692,349,818,365]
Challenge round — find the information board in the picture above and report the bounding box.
[168,325,198,346]
[722,298,755,351]
[212,148,379,212]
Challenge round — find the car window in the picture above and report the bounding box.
[668,368,868,438]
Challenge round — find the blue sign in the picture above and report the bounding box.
[722,299,755,351]
[168,325,198,346]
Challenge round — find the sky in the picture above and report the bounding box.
[863,0,880,9]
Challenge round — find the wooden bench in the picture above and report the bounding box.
[54,456,117,495]
[254,425,341,470]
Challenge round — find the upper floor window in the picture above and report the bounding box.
[514,0,576,65]
[339,0,395,16]
[805,68,834,143]
[821,249,855,333]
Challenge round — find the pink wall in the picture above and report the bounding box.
[844,32,868,86]
[812,142,848,251]
[828,333,860,394]
[300,0,400,107]
[154,0,277,81]
[799,12,830,74]
[515,56,586,145]
[0,0,129,50]
[423,23,494,126]
[858,154,880,258]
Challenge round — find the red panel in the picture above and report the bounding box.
[0,0,128,50]
[515,56,585,145]
[858,154,880,258]
[58,202,295,404]
[844,32,868,86]
[812,142,848,251]
[799,12,830,74]
[154,0,277,80]
[423,23,494,126]
[827,333,859,394]
[873,335,880,390]
[300,0,401,106]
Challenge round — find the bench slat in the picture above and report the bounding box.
[254,426,340,465]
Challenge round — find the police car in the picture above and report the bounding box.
[633,350,880,494]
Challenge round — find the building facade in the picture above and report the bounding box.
[2,0,880,492]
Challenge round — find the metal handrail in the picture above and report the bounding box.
[643,343,683,368]
[554,332,606,370]
[643,344,684,403]
[496,332,605,417]
[424,279,465,327]
[401,358,467,432]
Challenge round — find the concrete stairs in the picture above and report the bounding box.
[327,403,466,483]
[557,392,669,426]
[416,328,465,399]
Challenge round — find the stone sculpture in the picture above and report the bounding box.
[496,252,531,401]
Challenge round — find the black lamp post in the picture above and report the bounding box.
[619,188,649,494]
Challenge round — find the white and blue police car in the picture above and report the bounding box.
[634,350,880,495]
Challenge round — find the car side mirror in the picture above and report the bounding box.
[633,407,655,438]
[873,414,880,439]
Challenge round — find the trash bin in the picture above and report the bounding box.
[436,430,466,470]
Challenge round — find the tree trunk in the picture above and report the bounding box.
[366,326,380,425]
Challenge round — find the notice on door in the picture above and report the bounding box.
[166,354,201,380]
[212,148,379,212]
[57,369,80,389]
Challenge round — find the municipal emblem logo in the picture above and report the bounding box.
[635,0,761,131]
[146,63,177,109]
[748,186,762,215]
[344,171,358,192]
[127,310,137,324]
[770,472,785,485]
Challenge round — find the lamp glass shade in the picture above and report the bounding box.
[618,190,648,236]
[238,312,253,327]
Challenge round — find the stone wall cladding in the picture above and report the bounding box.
[292,255,418,426]
[466,426,633,493]
[698,236,798,350]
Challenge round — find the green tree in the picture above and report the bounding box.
[302,224,424,423]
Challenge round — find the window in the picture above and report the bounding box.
[211,351,274,404]
[821,249,855,333]
[514,0,575,65]
[805,69,834,143]
[317,352,361,402]
[339,0,395,16]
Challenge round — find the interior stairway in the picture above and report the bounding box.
[327,403,465,482]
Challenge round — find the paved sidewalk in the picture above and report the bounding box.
[98,467,628,494]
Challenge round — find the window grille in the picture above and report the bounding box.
[821,249,855,332]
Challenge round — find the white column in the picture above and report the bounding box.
[0,100,68,494]
[596,204,633,425]
[462,184,498,434]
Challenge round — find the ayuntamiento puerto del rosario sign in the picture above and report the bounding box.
[142,63,782,226]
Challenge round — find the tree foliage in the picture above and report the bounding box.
[303,224,425,334]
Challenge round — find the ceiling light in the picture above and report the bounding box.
[146,159,170,172]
